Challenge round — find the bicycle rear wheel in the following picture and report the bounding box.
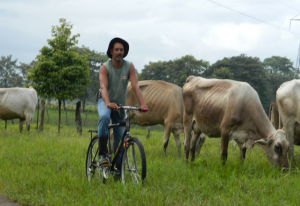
[121,137,146,184]
[86,135,109,182]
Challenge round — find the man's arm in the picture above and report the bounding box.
[99,65,118,109]
[129,63,148,109]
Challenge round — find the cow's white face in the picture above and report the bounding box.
[255,129,289,170]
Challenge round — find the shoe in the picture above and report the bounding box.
[114,173,121,181]
[99,154,109,166]
[114,174,121,181]
[114,168,121,181]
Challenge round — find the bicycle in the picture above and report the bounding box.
[85,105,148,184]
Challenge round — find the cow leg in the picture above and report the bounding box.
[196,133,206,155]
[19,119,24,133]
[26,119,31,132]
[163,123,172,155]
[190,131,200,161]
[183,114,193,161]
[285,119,296,168]
[147,126,151,138]
[239,148,246,162]
[172,131,181,157]
[220,132,230,165]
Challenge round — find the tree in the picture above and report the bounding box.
[0,55,22,87]
[172,55,210,86]
[263,56,296,101]
[17,61,35,86]
[141,60,171,82]
[209,54,272,112]
[26,18,90,133]
[141,55,209,87]
[211,67,233,79]
[73,46,108,110]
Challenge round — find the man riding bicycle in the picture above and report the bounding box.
[97,37,148,175]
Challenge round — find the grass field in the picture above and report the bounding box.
[1,107,300,206]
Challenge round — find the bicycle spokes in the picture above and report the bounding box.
[121,138,146,184]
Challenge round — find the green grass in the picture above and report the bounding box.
[1,108,300,206]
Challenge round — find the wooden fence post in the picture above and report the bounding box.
[39,100,45,132]
[46,108,49,123]
[75,101,82,135]
[36,98,40,130]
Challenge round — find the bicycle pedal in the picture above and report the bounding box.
[100,162,109,167]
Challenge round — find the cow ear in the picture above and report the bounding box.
[186,76,195,83]
[255,138,269,146]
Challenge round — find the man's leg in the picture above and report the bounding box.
[97,98,111,165]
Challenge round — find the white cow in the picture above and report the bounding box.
[0,87,38,132]
[276,79,300,168]
[183,76,289,170]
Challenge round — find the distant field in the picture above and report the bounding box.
[0,105,300,206]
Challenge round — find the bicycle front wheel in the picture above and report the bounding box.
[121,137,146,184]
[86,135,108,182]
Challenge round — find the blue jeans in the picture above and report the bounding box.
[97,98,125,166]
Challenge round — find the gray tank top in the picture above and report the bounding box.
[103,59,131,119]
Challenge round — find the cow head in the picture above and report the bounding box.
[255,129,289,171]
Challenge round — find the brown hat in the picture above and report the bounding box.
[106,37,129,58]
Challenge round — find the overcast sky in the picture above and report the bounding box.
[1,0,300,72]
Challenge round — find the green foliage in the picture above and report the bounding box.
[209,54,272,112]
[263,56,296,101]
[211,67,233,79]
[17,61,35,86]
[73,46,108,105]
[0,55,22,87]
[26,18,90,133]
[26,18,90,101]
[141,55,210,87]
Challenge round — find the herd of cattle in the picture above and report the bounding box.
[1,77,300,170]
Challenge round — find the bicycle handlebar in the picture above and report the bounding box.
[116,105,148,112]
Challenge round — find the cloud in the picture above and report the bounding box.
[0,0,300,71]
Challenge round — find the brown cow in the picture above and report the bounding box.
[183,76,289,170]
[126,80,184,155]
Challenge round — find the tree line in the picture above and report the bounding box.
[140,54,296,112]
[1,18,297,116]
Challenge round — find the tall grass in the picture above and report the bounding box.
[1,108,300,206]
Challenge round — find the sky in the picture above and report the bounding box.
[1,0,300,72]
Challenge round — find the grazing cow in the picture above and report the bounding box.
[183,76,289,170]
[268,101,300,146]
[0,87,38,132]
[276,79,300,168]
[126,80,184,155]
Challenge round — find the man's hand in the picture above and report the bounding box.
[140,104,148,111]
[107,102,118,110]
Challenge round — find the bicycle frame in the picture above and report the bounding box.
[107,121,128,172]
[103,106,146,172]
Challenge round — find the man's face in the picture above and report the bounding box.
[110,42,124,62]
